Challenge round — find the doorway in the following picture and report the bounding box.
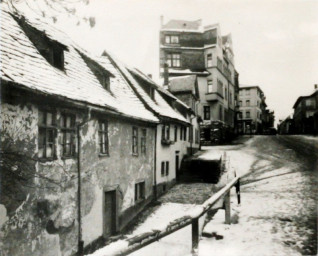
[103,190,117,238]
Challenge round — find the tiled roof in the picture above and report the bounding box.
[162,19,202,31]
[0,5,158,123]
[103,51,189,124]
[169,75,197,93]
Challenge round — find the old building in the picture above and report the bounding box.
[103,55,198,196]
[1,7,159,256]
[159,18,239,144]
[278,115,294,135]
[237,85,266,134]
[293,85,318,134]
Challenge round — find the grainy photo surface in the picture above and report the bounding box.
[0,0,317,256]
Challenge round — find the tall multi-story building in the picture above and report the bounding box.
[238,85,265,134]
[159,18,239,143]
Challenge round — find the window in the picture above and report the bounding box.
[38,110,56,159]
[246,111,251,118]
[207,79,213,93]
[162,124,170,141]
[99,120,109,155]
[165,161,169,176]
[61,113,76,157]
[161,162,165,176]
[204,106,210,120]
[207,54,212,67]
[225,87,228,100]
[229,92,232,105]
[239,112,243,119]
[217,57,222,70]
[141,129,146,154]
[245,89,250,95]
[246,100,250,107]
[165,35,179,44]
[180,126,183,140]
[239,101,242,107]
[132,127,138,155]
[184,127,187,141]
[174,125,178,142]
[167,53,181,67]
[135,182,145,202]
[219,105,223,120]
[217,80,223,96]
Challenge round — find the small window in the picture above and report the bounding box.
[239,101,242,107]
[207,79,213,93]
[165,35,179,44]
[60,113,76,157]
[99,120,109,155]
[161,162,165,176]
[246,89,250,95]
[225,87,228,100]
[239,112,243,119]
[184,127,186,141]
[204,106,210,120]
[135,181,145,202]
[141,129,147,154]
[132,127,138,155]
[207,54,212,67]
[38,110,56,159]
[246,100,250,107]
[165,161,169,176]
[167,53,181,68]
[174,125,178,142]
[162,124,170,141]
[246,111,251,118]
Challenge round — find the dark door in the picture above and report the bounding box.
[104,191,116,237]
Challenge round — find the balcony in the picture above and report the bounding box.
[205,92,223,102]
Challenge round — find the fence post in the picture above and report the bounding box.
[236,179,241,204]
[224,191,231,224]
[191,217,199,253]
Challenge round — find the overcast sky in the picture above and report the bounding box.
[18,0,318,124]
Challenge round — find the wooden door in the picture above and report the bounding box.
[104,191,116,237]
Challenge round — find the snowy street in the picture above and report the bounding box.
[89,135,318,256]
[200,135,318,256]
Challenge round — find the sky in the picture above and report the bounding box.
[15,0,318,124]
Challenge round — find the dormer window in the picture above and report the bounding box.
[78,51,112,92]
[15,17,66,71]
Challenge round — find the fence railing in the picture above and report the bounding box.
[96,176,241,256]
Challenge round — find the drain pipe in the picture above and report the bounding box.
[76,107,91,256]
[153,126,157,201]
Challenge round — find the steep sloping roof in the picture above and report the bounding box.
[169,75,197,93]
[103,52,189,124]
[0,5,158,123]
[162,19,202,31]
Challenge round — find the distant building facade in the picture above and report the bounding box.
[293,85,318,134]
[238,85,265,134]
[159,18,239,143]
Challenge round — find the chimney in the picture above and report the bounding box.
[160,15,164,28]
[147,74,152,79]
[315,84,318,89]
[163,63,169,88]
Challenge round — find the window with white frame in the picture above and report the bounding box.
[38,110,56,159]
[207,79,213,93]
[207,53,212,67]
[135,181,145,201]
[167,53,181,67]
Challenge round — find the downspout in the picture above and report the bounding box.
[77,107,91,256]
[153,126,157,201]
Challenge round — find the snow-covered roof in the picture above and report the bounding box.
[1,5,158,123]
[103,51,189,124]
[168,68,210,76]
[169,75,197,93]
